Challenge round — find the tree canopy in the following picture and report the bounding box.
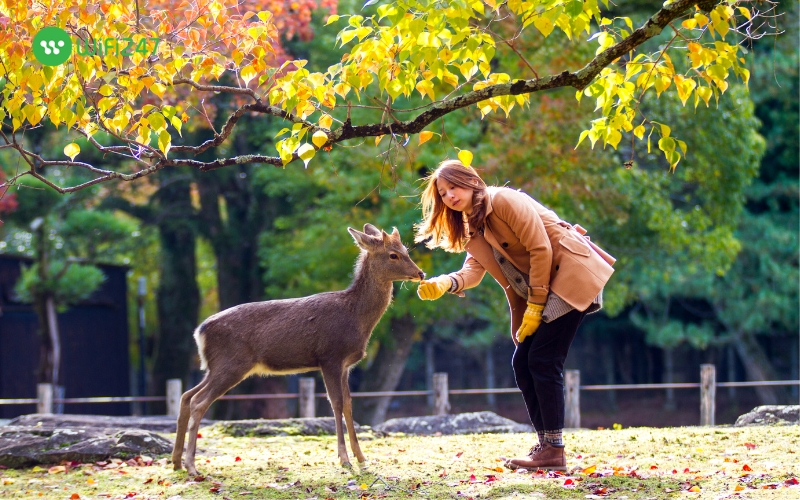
[0,0,781,194]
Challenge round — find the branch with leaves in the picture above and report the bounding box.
[0,0,783,193]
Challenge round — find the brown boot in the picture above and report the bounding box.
[505,442,566,471]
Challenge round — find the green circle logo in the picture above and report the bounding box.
[32,27,72,66]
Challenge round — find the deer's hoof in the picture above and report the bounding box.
[341,461,353,469]
[172,462,183,471]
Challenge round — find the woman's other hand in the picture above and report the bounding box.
[516,302,544,342]
[417,275,452,300]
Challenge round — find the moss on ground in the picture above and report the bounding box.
[0,425,797,499]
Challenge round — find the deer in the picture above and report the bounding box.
[171,224,425,475]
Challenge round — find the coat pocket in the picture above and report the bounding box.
[558,234,591,257]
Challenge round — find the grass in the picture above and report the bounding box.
[0,424,797,499]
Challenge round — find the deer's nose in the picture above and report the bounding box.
[418,271,425,280]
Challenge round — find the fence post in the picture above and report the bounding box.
[299,377,316,418]
[565,370,581,429]
[433,372,450,415]
[37,383,53,414]
[166,379,182,417]
[700,364,716,426]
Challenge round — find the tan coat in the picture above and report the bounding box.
[448,187,616,338]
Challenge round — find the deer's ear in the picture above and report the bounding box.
[391,227,401,240]
[349,227,380,250]
[363,223,382,237]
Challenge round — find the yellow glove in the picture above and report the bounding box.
[516,302,544,343]
[417,275,452,301]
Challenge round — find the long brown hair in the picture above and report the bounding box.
[414,159,488,252]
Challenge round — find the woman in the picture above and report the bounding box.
[415,159,615,471]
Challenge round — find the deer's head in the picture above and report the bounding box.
[348,224,425,282]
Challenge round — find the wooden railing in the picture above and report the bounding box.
[3,364,798,427]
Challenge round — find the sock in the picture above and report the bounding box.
[537,432,545,445]
[544,429,563,446]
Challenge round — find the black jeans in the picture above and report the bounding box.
[512,308,587,432]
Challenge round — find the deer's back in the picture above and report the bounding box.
[197,291,370,373]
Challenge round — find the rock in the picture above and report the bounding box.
[210,417,378,438]
[374,411,533,435]
[0,425,173,468]
[734,405,800,426]
[8,413,212,433]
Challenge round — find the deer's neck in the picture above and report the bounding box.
[346,254,394,331]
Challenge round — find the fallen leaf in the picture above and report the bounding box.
[563,478,575,486]
[743,464,752,471]
[70,494,80,499]
[650,465,658,470]
[235,456,242,462]
[197,433,202,438]
[688,485,701,492]
[48,466,66,474]
[785,477,799,485]
[582,465,597,474]
[455,451,463,458]
[143,478,153,484]
[744,442,756,449]
[734,484,745,491]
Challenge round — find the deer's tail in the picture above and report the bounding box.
[193,323,208,371]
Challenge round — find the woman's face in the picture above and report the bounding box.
[436,176,474,213]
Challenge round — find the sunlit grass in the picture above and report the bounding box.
[1,424,797,499]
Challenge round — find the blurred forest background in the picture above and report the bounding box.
[1,0,797,428]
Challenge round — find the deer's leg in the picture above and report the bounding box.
[184,369,245,475]
[341,370,365,463]
[172,374,209,470]
[321,364,350,467]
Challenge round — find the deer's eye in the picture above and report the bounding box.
[389,254,399,260]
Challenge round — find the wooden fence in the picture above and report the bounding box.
[4,364,798,427]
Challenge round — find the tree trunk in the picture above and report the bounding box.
[730,331,783,405]
[149,172,200,405]
[354,314,419,426]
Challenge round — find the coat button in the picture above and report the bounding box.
[499,257,505,264]
[555,265,559,271]
[502,242,509,248]
[515,278,522,283]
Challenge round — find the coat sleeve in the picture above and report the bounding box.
[448,253,486,294]
[492,189,551,304]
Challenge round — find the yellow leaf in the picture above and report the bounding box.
[682,19,697,29]
[375,135,384,146]
[158,130,171,156]
[312,130,328,148]
[297,143,315,167]
[325,14,340,25]
[419,130,434,145]
[582,465,597,474]
[457,149,473,167]
[319,114,333,129]
[533,16,554,37]
[241,65,257,86]
[633,125,645,139]
[688,486,701,492]
[64,143,80,161]
[738,7,751,20]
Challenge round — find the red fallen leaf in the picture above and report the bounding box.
[197,433,202,438]
[484,475,497,484]
[70,494,80,499]
[761,483,779,489]
[576,455,582,459]
[209,487,221,493]
[439,469,447,478]
[743,464,752,471]
[455,451,463,458]
[744,442,756,449]
[785,477,799,485]
[193,475,206,482]
[593,487,609,495]
[563,479,575,486]
[468,474,478,484]
[684,468,690,473]
[672,469,678,474]
[235,456,242,462]
[650,465,658,470]
[143,478,153,485]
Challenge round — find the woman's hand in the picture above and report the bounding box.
[417,275,452,301]
[516,302,544,343]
